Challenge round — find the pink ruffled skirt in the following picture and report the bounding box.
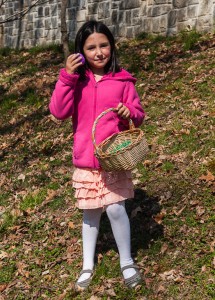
[72,168,134,209]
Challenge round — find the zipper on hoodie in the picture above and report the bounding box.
[93,82,98,168]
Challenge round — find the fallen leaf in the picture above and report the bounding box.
[68,221,75,229]
[210,240,215,252]
[17,173,25,181]
[143,159,152,166]
[201,265,207,272]
[153,212,165,224]
[49,114,61,124]
[173,205,186,216]
[11,208,23,217]
[144,277,153,288]
[0,206,6,215]
[156,284,166,293]
[159,269,184,282]
[196,206,205,217]
[190,200,199,206]
[0,284,7,292]
[45,189,57,202]
[9,117,17,125]
[42,269,50,276]
[160,243,168,254]
[97,253,103,264]
[87,296,102,300]
[212,257,215,269]
[199,171,215,182]
[0,251,9,260]
[132,178,142,185]
[180,129,190,135]
[106,288,116,296]
[16,262,30,278]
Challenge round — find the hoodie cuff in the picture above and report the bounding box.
[124,103,145,127]
[59,68,80,87]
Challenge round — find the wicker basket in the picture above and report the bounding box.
[92,108,149,171]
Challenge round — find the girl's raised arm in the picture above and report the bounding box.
[49,54,84,120]
[49,69,79,120]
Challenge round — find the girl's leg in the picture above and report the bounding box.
[77,207,103,282]
[106,202,136,279]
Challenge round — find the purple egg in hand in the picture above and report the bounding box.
[79,53,85,64]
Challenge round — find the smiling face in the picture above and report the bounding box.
[83,32,111,75]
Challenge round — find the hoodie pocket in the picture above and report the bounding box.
[73,133,91,160]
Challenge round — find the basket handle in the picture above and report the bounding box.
[92,107,135,153]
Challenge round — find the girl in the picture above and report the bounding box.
[49,20,145,290]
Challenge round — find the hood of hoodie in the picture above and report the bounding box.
[85,68,137,84]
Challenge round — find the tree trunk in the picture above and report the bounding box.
[61,0,70,60]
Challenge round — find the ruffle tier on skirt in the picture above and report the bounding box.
[72,168,134,209]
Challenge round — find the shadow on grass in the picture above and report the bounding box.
[0,107,49,136]
[0,108,52,160]
[97,188,163,258]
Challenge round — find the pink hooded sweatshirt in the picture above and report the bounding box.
[49,68,145,169]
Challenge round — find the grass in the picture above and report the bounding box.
[179,30,202,51]
[0,31,215,299]
[20,189,47,210]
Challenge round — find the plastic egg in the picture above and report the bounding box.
[79,53,85,64]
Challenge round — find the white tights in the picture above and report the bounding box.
[77,201,136,282]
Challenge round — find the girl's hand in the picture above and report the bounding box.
[65,53,83,74]
[116,103,130,119]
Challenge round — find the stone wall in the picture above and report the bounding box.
[0,0,215,48]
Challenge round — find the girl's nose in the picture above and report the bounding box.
[96,47,102,56]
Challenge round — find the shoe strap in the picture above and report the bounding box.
[80,269,93,276]
[125,272,142,287]
[121,264,139,273]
